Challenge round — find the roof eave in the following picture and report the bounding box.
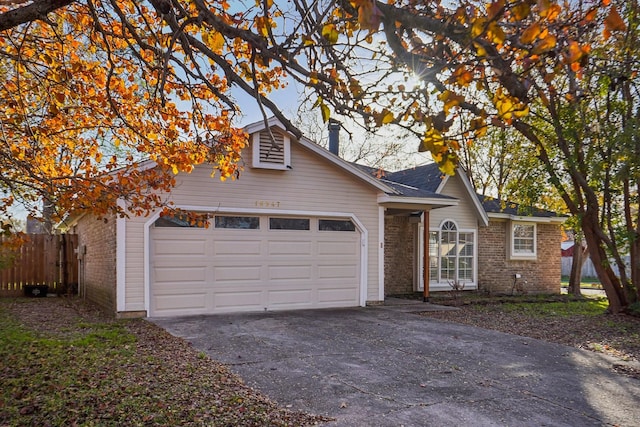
[377,194,459,210]
[487,212,568,223]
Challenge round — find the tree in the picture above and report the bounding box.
[1,1,638,313]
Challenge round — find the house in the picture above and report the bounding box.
[68,117,565,318]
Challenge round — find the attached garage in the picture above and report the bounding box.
[149,214,361,317]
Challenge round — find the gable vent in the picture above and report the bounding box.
[252,128,291,170]
[259,131,285,164]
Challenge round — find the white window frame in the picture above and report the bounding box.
[509,221,537,260]
[428,219,476,285]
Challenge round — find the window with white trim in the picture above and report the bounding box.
[429,220,475,283]
[251,129,291,170]
[510,222,537,259]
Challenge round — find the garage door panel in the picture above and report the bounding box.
[214,291,263,310]
[268,265,312,280]
[317,239,358,255]
[154,293,207,311]
[267,240,312,255]
[317,287,359,304]
[317,264,358,279]
[213,240,261,255]
[153,239,207,256]
[268,289,313,307]
[214,265,262,281]
[153,266,207,282]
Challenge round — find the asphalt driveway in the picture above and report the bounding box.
[152,305,640,426]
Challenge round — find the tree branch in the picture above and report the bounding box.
[0,0,75,32]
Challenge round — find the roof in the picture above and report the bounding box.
[385,163,445,193]
[478,195,565,220]
[351,163,453,200]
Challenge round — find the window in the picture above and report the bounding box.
[319,219,355,232]
[429,220,475,284]
[154,212,207,228]
[510,222,536,259]
[252,129,291,170]
[214,216,259,229]
[269,217,310,230]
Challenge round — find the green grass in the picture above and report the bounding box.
[498,297,609,317]
[560,275,603,289]
[0,299,324,427]
[0,307,139,425]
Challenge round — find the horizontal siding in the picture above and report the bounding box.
[123,140,382,311]
[430,175,479,230]
[124,218,145,311]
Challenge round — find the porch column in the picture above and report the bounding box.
[423,210,430,302]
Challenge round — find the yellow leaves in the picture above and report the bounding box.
[471,18,486,39]
[301,35,314,46]
[531,34,556,55]
[377,109,394,125]
[313,97,331,122]
[419,128,458,176]
[202,30,225,52]
[492,88,529,123]
[537,0,561,21]
[510,3,531,21]
[520,23,542,45]
[470,117,487,138]
[486,21,506,45]
[420,128,445,153]
[438,90,465,115]
[322,23,339,44]
[438,155,457,176]
[254,16,273,37]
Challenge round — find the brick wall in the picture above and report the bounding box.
[74,213,117,313]
[478,219,562,294]
[384,215,415,295]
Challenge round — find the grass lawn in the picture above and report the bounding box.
[424,293,640,368]
[560,275,603,289]
[0,298,327,426]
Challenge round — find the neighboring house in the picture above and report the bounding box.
[560,239,630,279]
[68,118,565,318]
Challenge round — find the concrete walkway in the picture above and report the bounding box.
[152,306,640,427]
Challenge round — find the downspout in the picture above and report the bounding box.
[423,210,430,302]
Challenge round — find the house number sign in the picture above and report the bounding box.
[255,200,281,208]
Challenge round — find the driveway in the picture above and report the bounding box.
[151,305,640,427]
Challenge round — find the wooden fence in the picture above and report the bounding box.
[0,234,78,297]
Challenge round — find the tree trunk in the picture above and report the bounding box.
[582,213,628,313]
[568,235,585,297]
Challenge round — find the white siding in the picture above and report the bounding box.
[430,175,479,229]
[122,140,381,313]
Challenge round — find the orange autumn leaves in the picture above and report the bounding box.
[0,1,250,221]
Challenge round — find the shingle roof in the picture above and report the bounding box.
[351,163,452,199]
[354,161,562,218]
[385,163,444,193]
[478,195,563,218]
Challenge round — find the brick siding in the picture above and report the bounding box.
[74,213,117,313]
[384,215,415,295]
[478,220,561,294]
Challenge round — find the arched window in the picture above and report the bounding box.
[428,220,475,284]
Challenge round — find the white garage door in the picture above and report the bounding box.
[150,214,361,316]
